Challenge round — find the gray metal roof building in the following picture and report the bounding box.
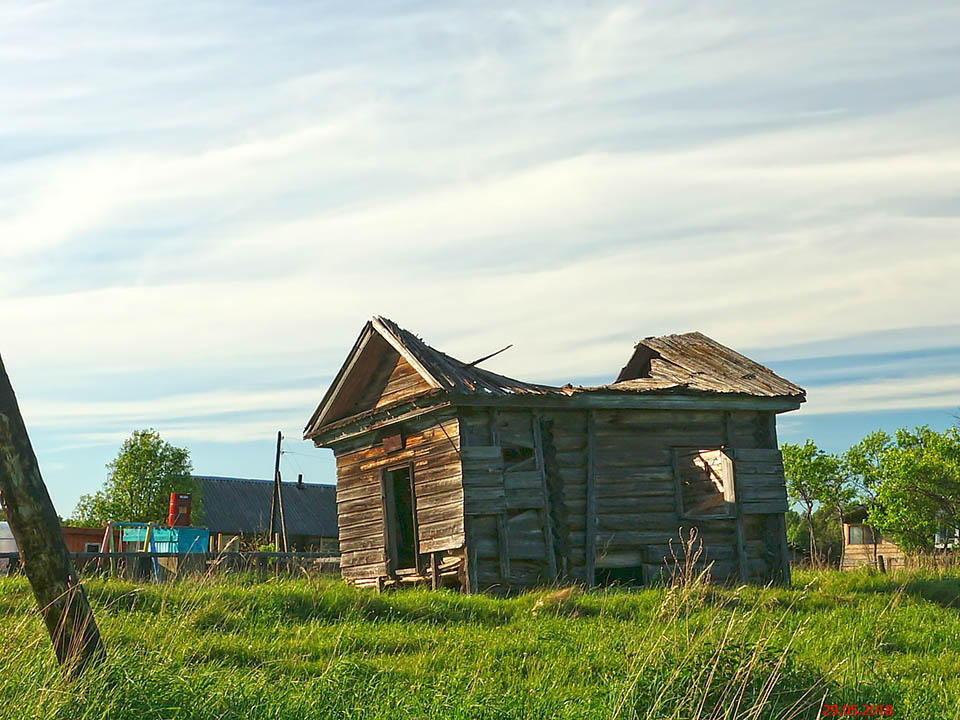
[192,475,337,538]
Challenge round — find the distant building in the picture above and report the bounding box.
[841,506,906,570]
[193,475,338,553]
[61,525,119,554]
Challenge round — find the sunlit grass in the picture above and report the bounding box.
[0,568,958,719]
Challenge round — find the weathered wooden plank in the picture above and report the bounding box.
[338,534,384,553]
[732,448,784,463]
[338,506,384,528]
[777,513,791,586]
[506,487,544,510]
[338,518,384,541]
[417,498,463,525]
[465,497,507,515]
[740,499,788,514]
[585,410,597,587]
[504,470,542,491]
[497,514,510,581]
[727,415,748,584]
[341,548,386,566]
[595,549,645,568]
[736,473,787,489]
[461,446,503,461]
[418,532,465,555]
[417,517,464,542]
[596,481,676,500]
[341,560,387,579]
[737,484,787,502]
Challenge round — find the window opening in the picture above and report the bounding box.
[674,448,734,518]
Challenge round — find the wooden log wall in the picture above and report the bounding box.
[459,406,789,589]
[580,408,787,585]
[332,411,463,586]
[458,408,562,591]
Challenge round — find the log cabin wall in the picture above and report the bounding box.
[458,407,560,591]
[458,405,789,590]
[583,408,788,585]
[332,410,464,588]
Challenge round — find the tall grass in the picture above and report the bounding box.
[0,567,958,719]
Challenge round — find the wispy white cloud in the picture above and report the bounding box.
[800,374,960,416]
[2,0,958,513]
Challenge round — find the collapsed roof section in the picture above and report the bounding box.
[304,316,806,441]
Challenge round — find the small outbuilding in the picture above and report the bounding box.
[193,475,338,552]
[840,506,906,571]
[304,317,805,592]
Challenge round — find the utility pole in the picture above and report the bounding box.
[0,355,104,677]
[267,431,288,552]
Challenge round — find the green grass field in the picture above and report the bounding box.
[1,568,958,719]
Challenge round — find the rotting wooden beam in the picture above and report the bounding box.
[766,413,792,587]
[496,513,510,583]
[0,356,104,677]
[532,414,557,583]
[585,410,597,587]
[451,393,804,413]
[724,412,748,584]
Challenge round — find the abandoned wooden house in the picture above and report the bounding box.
[304,317,806,592]
[840,506,907,571]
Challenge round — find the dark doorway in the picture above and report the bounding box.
[384,465,418,572]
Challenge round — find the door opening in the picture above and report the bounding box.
[385,465,418,572]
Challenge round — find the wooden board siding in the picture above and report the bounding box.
[568,408,787,585]
[841,523,907,570]
[459,406,789,589]
[333,412,463,582]
[322,334,435,428]
[458,408,559,591]
[374,355,434,410]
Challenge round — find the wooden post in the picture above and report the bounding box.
[268,431,289,551]
[766,412,791,586]
[725,413,748,584]
[532,415,557,582]
[585,410,597,588]
[777,514,792,587]
[0,356,104,676]
[430,551,440,590]
[496,514,510,583]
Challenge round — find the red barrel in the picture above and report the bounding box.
[168,493,192,526]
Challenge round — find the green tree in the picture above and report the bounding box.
[71,430,199,526]
[816,457,856,567]
[785,506,843,564]
[868,426,960,553]
[843,430,893,501]
[782,440,845,563]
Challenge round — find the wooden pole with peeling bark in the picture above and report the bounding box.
[0,355,104,677]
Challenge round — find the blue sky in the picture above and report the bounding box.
[1,1,958,517]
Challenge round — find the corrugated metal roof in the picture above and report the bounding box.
[193,476,337,537]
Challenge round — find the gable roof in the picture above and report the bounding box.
[303,316,561,436]
[193,475,337,537]
[305,318,805,439]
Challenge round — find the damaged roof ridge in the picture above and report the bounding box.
[368,316,805,401]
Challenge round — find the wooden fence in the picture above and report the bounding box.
[0,551,340,581]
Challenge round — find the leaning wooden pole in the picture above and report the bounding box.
[0,355,104,677]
